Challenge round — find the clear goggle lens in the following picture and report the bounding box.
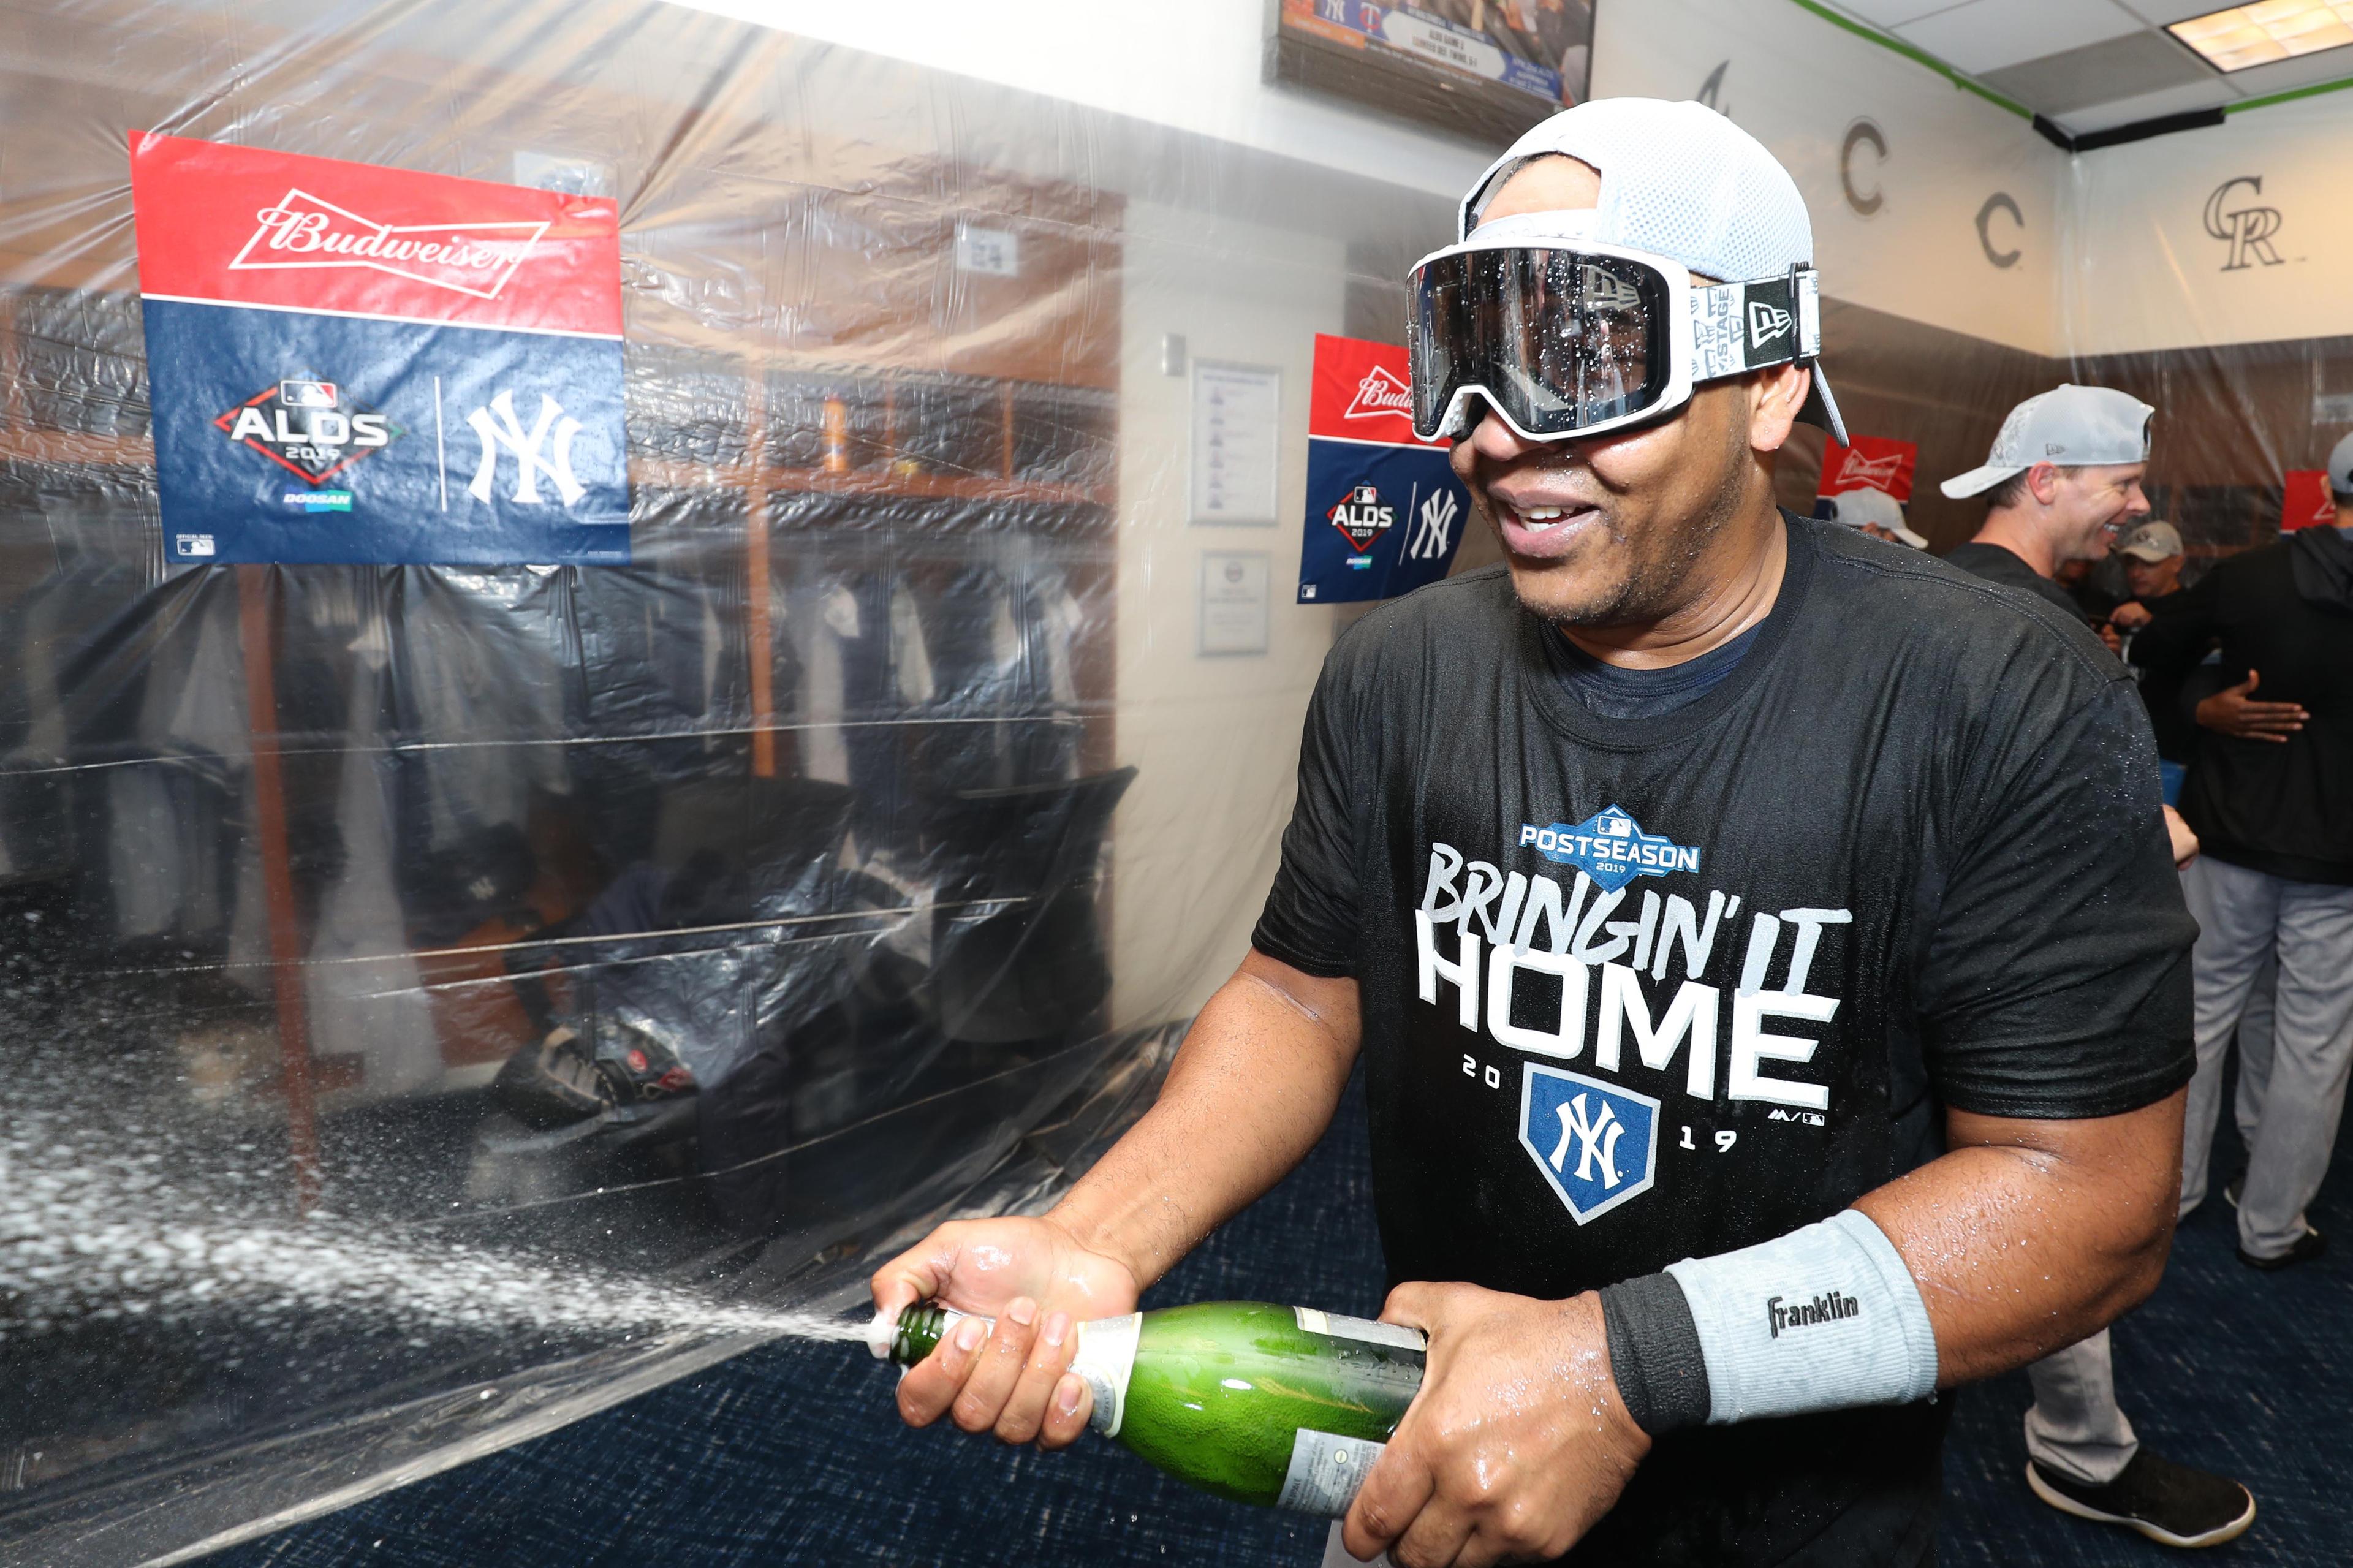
[1409,249,1670,441]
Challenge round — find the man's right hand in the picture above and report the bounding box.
[2196,668,2308,743]
[870,1216,1140,1450]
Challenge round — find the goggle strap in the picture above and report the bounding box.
[1688,267,1822,383]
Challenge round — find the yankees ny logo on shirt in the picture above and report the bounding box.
[1519,1066,1660,1223]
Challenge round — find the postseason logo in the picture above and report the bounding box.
[1520,805,1699,893]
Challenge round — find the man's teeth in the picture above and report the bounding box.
[1521,506,1567,528]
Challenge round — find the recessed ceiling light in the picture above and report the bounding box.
[2170,1,2353,73]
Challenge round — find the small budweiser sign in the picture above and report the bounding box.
[1815,434,1917,504]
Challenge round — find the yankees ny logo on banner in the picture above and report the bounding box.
[467,389,586,506]
[1518,1066,1659,1223]
[2205,176,2284,272]
[1406,488,1457,562]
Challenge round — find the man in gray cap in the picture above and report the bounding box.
[1939,383,2158,621]
[1938,389,2254,1552]
[2110,520,2188,636]
[880,100,2205,1567]
[2135,430,2353,1279]
[1825,485,1925,548]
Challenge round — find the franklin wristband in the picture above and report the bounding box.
[1598,1272,1711,1436]
[1662,1208,1939,1425]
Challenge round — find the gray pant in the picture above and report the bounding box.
[2025,1330,2138,1485]
[2180,857,2353,1258]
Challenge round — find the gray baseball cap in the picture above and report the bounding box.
[1460,99,1846,445]
[1940,384,2154,499]
[2330,431,2353,498]
[1827,486,1925,548]
[2116,520,2183,562]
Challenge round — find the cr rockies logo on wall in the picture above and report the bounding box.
[2205,175,2285,273]
[131,131,629,565]
[1297,333,1469,604]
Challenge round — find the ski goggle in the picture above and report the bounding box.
[1408,224,1826,445]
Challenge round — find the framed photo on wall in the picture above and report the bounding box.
[1265,0,1594,146]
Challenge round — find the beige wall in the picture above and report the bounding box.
[1107,199,1355,1026]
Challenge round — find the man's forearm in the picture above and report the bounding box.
[1048,950,1362,1291]
[1854,1090,2183,1385]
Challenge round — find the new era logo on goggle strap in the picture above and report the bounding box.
[1690,271,1819,382]
[231,189,549,300]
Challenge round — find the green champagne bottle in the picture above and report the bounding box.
[876,1300,1424,1514]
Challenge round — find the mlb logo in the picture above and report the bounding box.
[1517,1064,1659,1224]
[1601,816,1631,839]
[279,378,338,409]
[175,534,216,557]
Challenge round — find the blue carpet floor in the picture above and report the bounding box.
[215,1065,2352,1567]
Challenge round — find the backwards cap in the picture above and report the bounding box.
[1458,98,1843,443]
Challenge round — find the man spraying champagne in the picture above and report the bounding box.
[875,100,2199,1568]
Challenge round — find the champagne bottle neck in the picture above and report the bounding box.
[879,1305,1141,1437]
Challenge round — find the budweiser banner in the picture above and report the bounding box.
[130,132,627,564]
[1814,433,1917,504]
[1297,333,1467,604]
[2281,470,2338,533]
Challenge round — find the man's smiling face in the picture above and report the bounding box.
[1447,157,1776,627]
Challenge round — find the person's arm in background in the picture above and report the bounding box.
[873,952,1359,1449]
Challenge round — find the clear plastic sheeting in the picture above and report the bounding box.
[0,2,1463,1561]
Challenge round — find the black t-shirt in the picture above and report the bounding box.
[2132,536,2353,882]
[1253,515,2195,1567]
[1941,541,2085,623]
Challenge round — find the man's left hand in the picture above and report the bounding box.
[1342,1285,1651,1568]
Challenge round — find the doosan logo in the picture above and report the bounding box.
[231,188,549,300]
[1343,365,1415,422]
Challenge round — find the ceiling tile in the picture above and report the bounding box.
[1895,0,2145,73]
[1817,0,1967,25]
[2111,0,2254,23]
[1979,27,2213,112]
[2045,77,2241,131]
[2212,42,2353,94]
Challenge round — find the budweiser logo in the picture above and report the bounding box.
[230,189,548,300]
[1835,447,1906,490]
[1343,366,1415,422]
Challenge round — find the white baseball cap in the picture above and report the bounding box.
[1827,486,1925,548]
[1940,384,2154,499]
[2115,520,2183,562]
[1459,99,1846,445]
[2328,431,2353,498]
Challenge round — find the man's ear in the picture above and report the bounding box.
[1746,363,1808,455]
[2025,461,2064,506]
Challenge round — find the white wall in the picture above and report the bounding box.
[1594,0,2063,355]
[670,0,1498,203]
[2063,91,2353,357]
[1105,199,1352,1025]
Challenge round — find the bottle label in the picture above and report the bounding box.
[1070,1312,1142,1439]
[1295,1306,1427,1354]
[1277,1427,1385,1515]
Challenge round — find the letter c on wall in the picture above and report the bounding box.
[1976,192,2023,269]
[1840,119,1885,218]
